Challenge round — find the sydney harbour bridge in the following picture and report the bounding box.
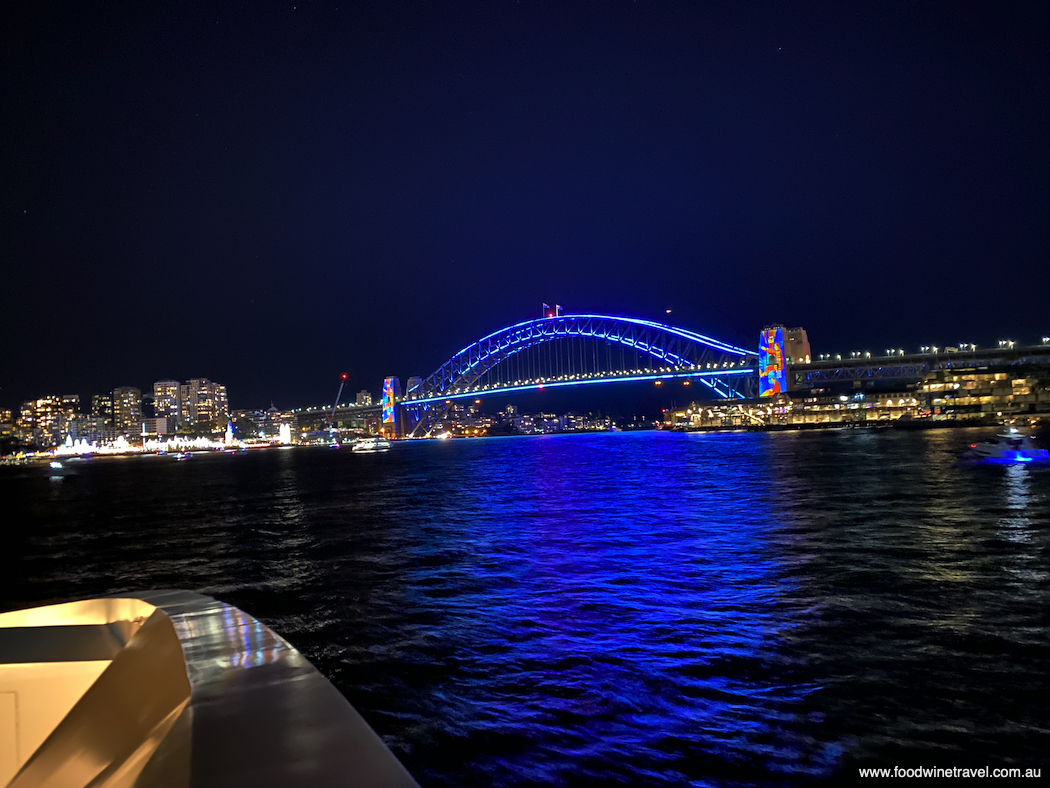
[386,315,755,439]
[296,311,1050,437]
[394,313,757,436]
[295,312,756,436]
[406,314,755,400]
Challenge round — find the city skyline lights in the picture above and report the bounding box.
[2,3,1048,410]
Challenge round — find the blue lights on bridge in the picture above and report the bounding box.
[402,367,754,406]
[411,313,757,404]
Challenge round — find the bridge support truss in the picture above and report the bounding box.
[400,314,757,436]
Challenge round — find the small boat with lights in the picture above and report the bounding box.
[351,436,391,453]
[43,460,75,476]
[958,429,1050,465]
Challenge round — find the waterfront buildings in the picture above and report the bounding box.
[91,393,113,425]
[231,409,266,437]
[667,392,923,429]
[153,380,180,420]
[918,370,1050,419]
[69,415,112,444]
[670,367,1050,428]
[177,378,229,428]
[15,395,80,447]
[426,402,613,437]
[112,387,143,434]
[6,376,232,450]
[145,378,231,430]
[141,417,174,437]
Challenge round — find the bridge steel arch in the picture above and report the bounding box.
[403,314,756,405]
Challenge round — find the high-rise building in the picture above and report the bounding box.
[355,389,373,406]
[153,380,180,420]
[112,386,143,435]
[178,378,228,427]
[92,394,114,426]
[17,395,79,447]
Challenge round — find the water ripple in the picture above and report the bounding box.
[3,427,1049,785]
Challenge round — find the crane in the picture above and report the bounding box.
[328,373,348,441]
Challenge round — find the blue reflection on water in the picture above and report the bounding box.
[395,432,832,784]
[8,426,1050,786]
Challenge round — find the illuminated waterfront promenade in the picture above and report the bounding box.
[4,313,1050,454]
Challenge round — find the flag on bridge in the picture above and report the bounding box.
[542,303,551,318]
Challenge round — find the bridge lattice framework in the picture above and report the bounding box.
[793,345,1050,389]
[403,314,757,408]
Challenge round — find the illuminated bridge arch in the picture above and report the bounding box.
[403,314,756,404]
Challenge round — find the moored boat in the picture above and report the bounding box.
[351,436,391,453]
[957,428,1050,465]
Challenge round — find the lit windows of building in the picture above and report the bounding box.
[112,387,143,435]
[16,395,79,447]
[355,390,373,406]
[153,380,180,420]
[141,417,174,437]
[261,404,295,440]
[785,327,812,365]
[69,416,112,444]
[231,409,265,439]
[91,394,113,426]
[177,378,229,428]
[917,369,1050,419]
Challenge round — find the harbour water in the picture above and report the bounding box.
[3,428,1049,785]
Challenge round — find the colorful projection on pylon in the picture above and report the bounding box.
[759,327,786,397]
[382,378,396,423]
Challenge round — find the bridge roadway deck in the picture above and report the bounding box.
[792,345,1050,388]
[296,346,1050,417]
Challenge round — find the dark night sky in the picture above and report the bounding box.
[3,1,1048,411]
